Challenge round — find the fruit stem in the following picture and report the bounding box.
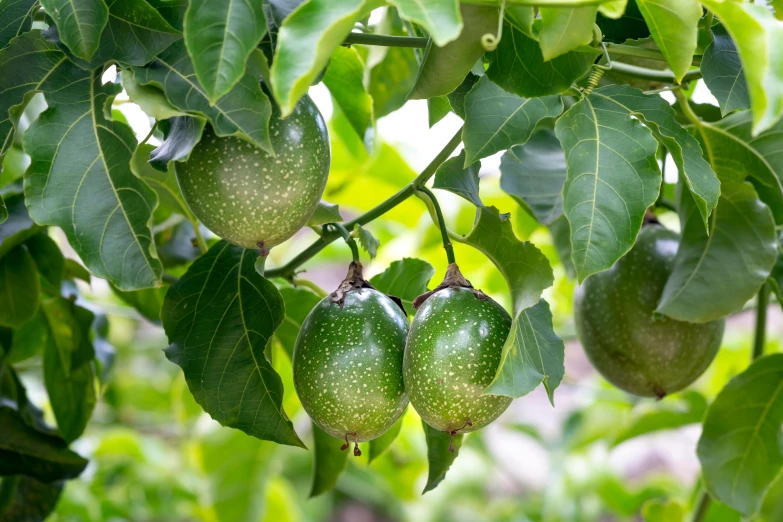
[264,127,464,280]
[691,489,711,522]
[330,223,360,263]
[417,186,456,265]
[343,32,428,49]
[753,283,770,361]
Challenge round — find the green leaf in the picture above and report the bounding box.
[463,75,563,166]
[432,150,483,207]
[149,116,206,170]
[463,206,554,314]
[0,196,5,225]
[554,88,661,282]
[0,476,63,522]
[428,96,452,127]
[23,62,163,290]
[0,193,39,258]
[549,215,575,279]
[486,298,564,403]
[146,0,187,31]
[487,21,597,98]
[369,257,436,315]
[539,6,598,61]
[699,0,783,134]
[353,224,379,260]
[612,391,707,446]
[131,143,193,219]
[6,309,48,363]
[275,285,322,357]
[309,423,348,497]
[39,0,108,61]
[0,246,39,328]
[184,0,267,103]
[591,85,719,231]
[25,234,65,295]
[500,129,566,225]
[642,499,685,522]
[121,69,184,121]
[757,472,783,522]
[697,353,783,516]
[323,46,373,139]
[388,0,462,47]
[0,31,67,166]
[161,241,304,448]
[635,0,700,83]
[701,25,750,116]
[422,419,462,494]
[270,0,381,117]
[656,181,777,323]
[368,412,404,462]
[133,42,273,153]
[504,6,535,38]
[696,110,783,225]
[306,200,342,227]
[446,72,479,119]
[111,285,167,322]
[0,404,88,482]
[596,0,650,43]
[407,4,497,100]
[0,0,36,50]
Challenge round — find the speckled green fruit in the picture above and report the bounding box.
[405,288,513,433]
[293,289,409,442]
[175,95,329,249]
[574,225,725,398]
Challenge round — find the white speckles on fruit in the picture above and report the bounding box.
[293,288,409,442]
[175,94,330,249]
[404,288,512,433]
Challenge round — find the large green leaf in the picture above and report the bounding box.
[701,25,750,117]
[184,0,267,103]
[635,0,700,83]
[0,31,67,165]
[369,258,435,315]
[422,420,462,493]
[486,299,564,403]
[758,472,783,522]
[596,0,650,43]
[554,88,661,282]
[0,246,39,328]
[133,42,273,152]
[368,412,404,462]
[25,233,65,295]
[0,193,39,258]
[432,150,483,207]
[656,181,776,322]
[0,475,63,522]
[700,0,783,134]
[309,423,348,497]
[130,143,193,219]
[323,46,373,139]
[41,298,96,443]
[0,405,88,482]
[539,6,598,61]
[23,61,163,290]
[275,285,322,357]
[0,0,36,50]
[696,110,783,225]
[612,391,707,446]
[486,21,597,98]
[146,0,187,31]
[463,75,562,166]
[463,206,554,314]
[39,0,108,61]
[388,0,462,47]
[161,241,304,448]
[697,353,783,516]
[270,0,380,117]
[407,4,497,100]
[499,129,566,226]
[120,68,185,121]
[590,85,719,231]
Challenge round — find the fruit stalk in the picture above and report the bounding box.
[329,223,360,263]
[417,186,456,265]
[265,127,465,280]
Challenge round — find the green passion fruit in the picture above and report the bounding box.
[175,94,329,250]
[574,225,725,398]
[404,265,512,440]
[293,263,409,454]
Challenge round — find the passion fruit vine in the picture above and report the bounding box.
[293,262,409,455]
[405,264,512,447]
[175,94,329,250]
[575,224,725,398]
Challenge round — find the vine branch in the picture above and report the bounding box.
[264,127,465,279]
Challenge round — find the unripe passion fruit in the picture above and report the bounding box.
[175,94,329,249]
[293,264,409,451]
[574,225,725,398]
[405,267,512,436]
